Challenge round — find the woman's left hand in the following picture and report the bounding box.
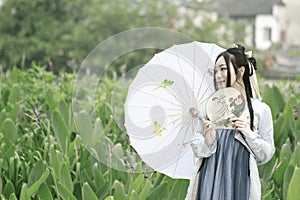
[231,117,248,132]
[201,119,216,146]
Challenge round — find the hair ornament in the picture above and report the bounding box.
[244,50,261,101]
[245,50,253,58]
[231,43,238,48]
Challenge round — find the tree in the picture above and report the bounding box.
[0,0,179,72]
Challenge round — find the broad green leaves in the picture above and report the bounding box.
[51,110,69,155]
[259,82,300,200]
[0,66,300,199]
[262,84,285,119]
[287,168,300,200]
[0,118,18,143]
[82,182,98,200]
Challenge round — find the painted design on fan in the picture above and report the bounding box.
[229,94,245,117]
[211,95,229,121]
[206,88,248,129]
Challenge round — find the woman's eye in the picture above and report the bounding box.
[221,67,227,71]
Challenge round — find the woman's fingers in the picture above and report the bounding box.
[204,128,216,146]
[233,122,245,126]
[232,118,247,130]
[200,119,216,145]
[202,120,214,128]
[201,119,216,146]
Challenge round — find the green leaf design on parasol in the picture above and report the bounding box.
[154,79,174,91]
[152,121,166,137]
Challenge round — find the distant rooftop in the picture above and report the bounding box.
[217,0,284,18]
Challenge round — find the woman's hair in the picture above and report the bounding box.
[214,44,257,131]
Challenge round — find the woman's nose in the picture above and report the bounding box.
[215,70,221,79]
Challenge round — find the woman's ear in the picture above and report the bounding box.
[239,66,245,77]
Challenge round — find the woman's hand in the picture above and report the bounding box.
[202,119,216,146]
[231,117,248,132]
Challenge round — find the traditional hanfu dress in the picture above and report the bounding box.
[196,129,250,200]
[185,99,275,200]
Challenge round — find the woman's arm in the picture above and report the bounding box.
[190,119,217,158]
[233,103,275,165]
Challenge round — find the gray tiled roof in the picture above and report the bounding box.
[217,0,284,18]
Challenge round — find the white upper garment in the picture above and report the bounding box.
[185,98,275,200]
[191,98,274,164]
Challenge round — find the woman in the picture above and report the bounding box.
[185,44,275,200]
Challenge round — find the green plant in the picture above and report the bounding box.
[259,81,300,200]
[0,65,299,199]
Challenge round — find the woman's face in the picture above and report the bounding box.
[215,56,237,89]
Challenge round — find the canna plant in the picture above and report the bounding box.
[259,82,300,200]
[0,65,299,199]
[0,66,190,199]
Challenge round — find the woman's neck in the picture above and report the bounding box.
[232,81,247,101]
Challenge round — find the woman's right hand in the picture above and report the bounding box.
[202,119,216,146]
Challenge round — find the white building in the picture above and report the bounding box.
[255,15,281,50]
[279,0,300,47]
[216,0,285,50]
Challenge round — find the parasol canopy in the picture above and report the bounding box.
[124,41,225,179]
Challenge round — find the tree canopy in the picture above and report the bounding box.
[0,0,237,72]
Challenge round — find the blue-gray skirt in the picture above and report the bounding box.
[196,129,250,200]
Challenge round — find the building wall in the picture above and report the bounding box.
[255,15,280,50]
[282,0,300,47]
[244,24,254,47]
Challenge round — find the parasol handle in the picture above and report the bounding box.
[182,108,205,146]
[189,108,204,122]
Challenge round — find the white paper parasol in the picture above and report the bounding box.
[124,41,225,179]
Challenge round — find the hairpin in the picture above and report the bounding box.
[231,44,238,48]
[245,51,253,58]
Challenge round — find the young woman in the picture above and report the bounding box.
[185,44,275,200]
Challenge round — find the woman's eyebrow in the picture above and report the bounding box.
[216,63,227,67]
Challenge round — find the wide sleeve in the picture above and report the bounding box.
[241,102,275,165]
[190,121,217,158]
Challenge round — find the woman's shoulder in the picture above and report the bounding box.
[252,99,272,114]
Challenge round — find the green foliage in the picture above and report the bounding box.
[82,182,98,200]
[287,167,300,200]
[0,65,191,199]
[0,0,179,72]
[0,118,18,143]
[51,110,70,155]
[0,65,299,199]
[0,0,243,73]
[259,80,300,200]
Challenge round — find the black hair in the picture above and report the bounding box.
[214,44,257,131]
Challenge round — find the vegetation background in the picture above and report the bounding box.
[0,0,299,199]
